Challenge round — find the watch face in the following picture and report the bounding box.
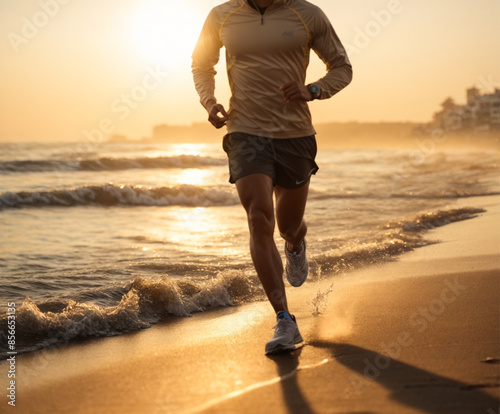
[309,85,319,96]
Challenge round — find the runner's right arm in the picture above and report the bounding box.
[192,10,226,119]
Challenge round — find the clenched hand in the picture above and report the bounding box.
[207,100,229,129]
[280,82,313,103]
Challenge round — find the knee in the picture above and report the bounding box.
[247,208,274,238]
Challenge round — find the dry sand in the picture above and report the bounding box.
[3,196,499,414]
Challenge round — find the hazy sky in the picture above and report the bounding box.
[1,0,499,142]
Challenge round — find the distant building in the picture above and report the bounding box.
[431,87,500,133]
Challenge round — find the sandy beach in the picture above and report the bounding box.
[2,0,499,412]
[3,195,499,414]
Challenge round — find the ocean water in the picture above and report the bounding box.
[0,140,498,357]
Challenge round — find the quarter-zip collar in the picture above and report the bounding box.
[245,0,287,24]
[245,0,287,7]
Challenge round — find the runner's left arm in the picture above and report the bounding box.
[310,10,353,99]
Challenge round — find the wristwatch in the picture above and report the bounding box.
[307,84,320,100]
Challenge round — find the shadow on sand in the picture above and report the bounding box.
[309,340,500,414]
[266,348,316,414]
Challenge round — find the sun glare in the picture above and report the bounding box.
[130,2,200,71]
[175,169,212,186]
[170,143,209,156]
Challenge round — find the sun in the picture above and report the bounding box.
[129,1,201,71]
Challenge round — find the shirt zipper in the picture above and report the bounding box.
[259,6,267,25]
[248,1,270,25]
[260,2,279,25]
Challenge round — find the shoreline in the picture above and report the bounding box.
[1,195,499,413]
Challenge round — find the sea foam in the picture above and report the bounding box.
[0,155,226,173]
[0,184,239,209]
[0,270,259,358]
[0,206,487,358]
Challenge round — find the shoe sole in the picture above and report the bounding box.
[265,343,297,355]
[265,334,304,355]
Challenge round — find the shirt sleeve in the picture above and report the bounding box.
[310,10,353,100]
[191,9,223,110]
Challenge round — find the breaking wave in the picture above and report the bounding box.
[0,271,260,358]
[0,184,239,209]
[310,207,485,274]
[0,155,226,173]
[0,206,486,358]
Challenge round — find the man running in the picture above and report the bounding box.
[192,0,352,354]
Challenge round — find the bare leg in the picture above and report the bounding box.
[235,174,288,314]
[275,182,310,252]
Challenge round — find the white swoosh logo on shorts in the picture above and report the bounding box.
[296,168,316,186]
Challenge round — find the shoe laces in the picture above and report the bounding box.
[287,243,305,268]
[272,318,295,337]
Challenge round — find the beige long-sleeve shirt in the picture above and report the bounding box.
[192,0,352,138]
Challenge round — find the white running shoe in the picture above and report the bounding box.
[265,311,303,355]
[285,240,308,287]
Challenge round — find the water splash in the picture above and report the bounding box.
[309,282,334,316]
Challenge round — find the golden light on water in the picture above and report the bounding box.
[170,143,211,156]
[164,207,223,249]
[175,169,212,186]
[146,144,211,160]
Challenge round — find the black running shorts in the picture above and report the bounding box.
[222,132,319,189]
